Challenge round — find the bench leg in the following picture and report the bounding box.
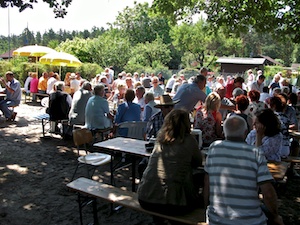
[77,193,84,225]
[92,198,99,225]
[42,119,46,137]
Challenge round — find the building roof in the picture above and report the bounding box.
[258,54,284,66]
[216,57,266,65]
[0,49,15,59]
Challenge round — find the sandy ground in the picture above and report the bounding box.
[0,99,300,225]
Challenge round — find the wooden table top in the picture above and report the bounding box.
[281,156,300,163]
[267,161,289,180]
[289,130,300,140]
[94,137,150,157]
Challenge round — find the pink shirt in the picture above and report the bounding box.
[30,78,39,93]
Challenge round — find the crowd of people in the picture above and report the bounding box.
[1,67,299,224]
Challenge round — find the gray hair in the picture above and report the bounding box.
[144,92,154,102]
[232,88,244,98]
[224,116,247,138]
[55,81,65,91]
[82,81,92,91]
[193,74,206,84]
[93,84,105,96]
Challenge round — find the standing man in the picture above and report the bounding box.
[173,74,207,112]
[204,115,284,225]
[0,71,21,121]
[251,74,265,93]
[165,74,176,93]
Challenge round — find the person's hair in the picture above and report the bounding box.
[204,92,221,111]
[235,95,249,111]
[281,86,290,95]
[272,87,281,96]
[157,109,191,144]
[144,92,154,102]
[82,82,92,91]
[117,82,126,89]
[248,90,260,102]
[223,115,247,138]
[255,108,280,137]
[31,72,38,78]
[136,85,145,93]
[125,89,135,102]
[5,71,14,77]
[234,76,244,84]
[200,67,208,74]
[232,87,244,98]
[55,81,64,91]
[258,75,265,80]
[262,86,269,93]
[94,84,105,96]
[289,93,298,105]
[269,95,285,112]
[193,74,206,84]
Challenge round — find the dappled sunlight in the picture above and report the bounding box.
[23,203,36,210]
[7,164,28,174]
[296,197,300,203]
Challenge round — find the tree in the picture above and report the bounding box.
[170,19,243,68]
[113,2,172,45]
[0,0,72,18]
[152,0,300,43]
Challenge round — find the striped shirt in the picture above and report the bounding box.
[204,140,273,225]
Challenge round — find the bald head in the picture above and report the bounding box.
[224,116,247,139]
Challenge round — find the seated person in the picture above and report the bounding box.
[30,73,39,101]
[115,89,141,137]
[143,92,160,122]
[204,115,283,225]
[149,76,164,98]
[85,84,113,131]
[245,90,268,121]
[269,95,291,158]
[194,92,223,147]
[24,72,33,94]
[0,71,21,121]
[69,82,92,126]
[228,95,253,133]
[138,109,202,216]
[246,109,282,162]
[48,81,72,121]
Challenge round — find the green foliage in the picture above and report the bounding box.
[152,0,300,43]
[114,2,172,45]
[88,29,131,72]
[75,63,103,81]
[171,19,243,68]
[264,66,286,78]
[0,0,73,18]
[56,37,92,63]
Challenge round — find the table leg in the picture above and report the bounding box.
[132,156,136,192]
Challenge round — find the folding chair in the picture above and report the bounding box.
[117,121,147,140]
[71,128,111,180]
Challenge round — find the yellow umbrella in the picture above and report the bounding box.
[39,51,82,75]
[13,44,56,73]
[13,45,56,57]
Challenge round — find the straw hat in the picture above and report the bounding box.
[154,94,180,108]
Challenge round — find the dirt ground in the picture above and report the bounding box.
[0,100,300,225]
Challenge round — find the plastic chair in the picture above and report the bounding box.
[72,128,111,180]
[117,121,147,140]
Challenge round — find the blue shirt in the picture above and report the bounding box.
[5,78,22,105]
[85,95,111,130]
[115,102,141,136]
[173,83,206,112]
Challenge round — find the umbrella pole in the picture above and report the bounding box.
[59,66,62,77]
[35,57,38,74]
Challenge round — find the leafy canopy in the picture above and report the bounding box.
[152,0,300,43]
[0,0,72,18]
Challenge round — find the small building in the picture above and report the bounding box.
[0,49,15,60]
[216,56,282,75]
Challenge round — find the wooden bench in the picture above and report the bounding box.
[67,177,207,225]
[23,91,48,103]
[33,113,50,137]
